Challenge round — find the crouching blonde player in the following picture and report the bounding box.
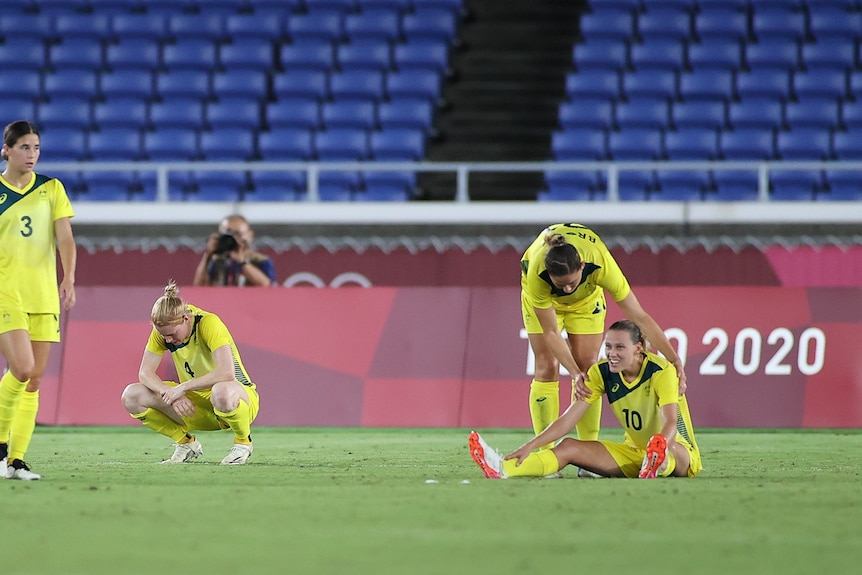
[121,280,260,465]
[470,320,701,479]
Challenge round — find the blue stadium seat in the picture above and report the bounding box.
[1,97,36,125]
[402,8,459,43]
[0,70,41,99]
[841,99,862,130]
[143,127,200,161]
[727,97,784,130]
[39,128,88,162]
[105,39,162,72]
[206,97,261,130]
[628,38,685,71]
[317,170,363,196]
[573,39,629,71]
[793,69,849,100]
[664,127,718,160]
[637,8,692,40]
[800,40,855,71]
[187,171,249,202]
[551,128,608,160]
[321,100,377,130]
[708,170,760,201]
[393,39,451,74]
[258,128,314,160]
[850,71,862,100]
[542,170,603,199]
[0,15,54,42]
[678,69,733,102]
[608,128,664,160]
[162,39,219,71]
[671,100,726,129]
[621,69,677,99]
[49,39,104,71]
[693,7,748,41]
[775,127,832,160]
[768,170,820,201]
[719,128,776,160]
[287,10,345,43]
[751,7,807,41]
[314,128,370,160]
[199,127,256,160]
[360,170,416,200]
[736,68,791,100]
[43,70,99,100]
[154,69,212,100]
[784,97,840,129]
[266,99,322,130]
[167,14,227,42]
[652,170,710,201]
[617,170,656,200]
[47,170,86,200]
[99,69,153,99]
[369,127,426,160]
[329,69,385,101]
[37,98,92,131]
[377,99,434,131]
[224,13,285,42]
[831,130,862,160]
[686,38,742,70]
[0,40,45,71]
[273,69,329,100]
[110,13,169,41]
[344,9,402,42]
[744,38,800,70]
[580,7,635,41]
[92,97,149,129]
[336,39,393,71]
[808,10,862,42]
[356,0,413,11]
[558,97,615,130]
[81,171,135,202]
[279,40,336,71]
[354,187,412,202]
[385,69,442,102]
[820,170,862,201]
[246,171,305,202]
[149,98,205,130]
[565,70,621,100]
[614,97,670,129]
[87,128,143,161]
[211,69,268,100]
[219,38,275,72]
[54,13,113,41]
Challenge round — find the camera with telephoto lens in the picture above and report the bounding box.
[213,232,240,255]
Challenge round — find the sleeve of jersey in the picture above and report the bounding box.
[524,267,551,309]
[584,363,605,404]
[145,329,167,355]
[50,181,75,220]
[199,314,234,351]
[597,249,631,302]
[654,368,681,407]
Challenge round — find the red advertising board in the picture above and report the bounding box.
[25,286,862,429]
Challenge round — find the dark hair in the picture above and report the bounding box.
[543,233,582,276]
[609,320,649,350]
[2,121,39,161]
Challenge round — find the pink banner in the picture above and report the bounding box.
[20,286,862,428]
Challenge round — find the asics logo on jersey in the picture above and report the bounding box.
[0,193,6,204]
[611,383,620,393]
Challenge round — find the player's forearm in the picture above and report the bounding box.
[660,404,679,443]
[544,332,584,378]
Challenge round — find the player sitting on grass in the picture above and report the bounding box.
[470,320,701,479]
[121,280,260,465]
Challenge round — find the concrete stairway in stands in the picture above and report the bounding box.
[417,0,585,201]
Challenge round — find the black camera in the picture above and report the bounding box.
[213,232,239,255]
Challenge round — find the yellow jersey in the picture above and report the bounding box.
[0,172,74,314]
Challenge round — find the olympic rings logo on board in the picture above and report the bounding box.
[282,272,373,288]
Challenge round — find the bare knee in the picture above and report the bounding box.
[210,381,241,412]
[121,383,153,413]
[533,352,560,381]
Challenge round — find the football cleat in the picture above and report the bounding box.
[469,431,506,479]
[638,434,668,479]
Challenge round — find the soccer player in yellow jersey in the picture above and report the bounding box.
[121,281,260,465]
[470,320,702,479]
[520,223,685,455]
[0,120,78,481]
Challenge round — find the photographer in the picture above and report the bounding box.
[193,215,276,287]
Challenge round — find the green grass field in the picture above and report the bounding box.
[2,427,860,575]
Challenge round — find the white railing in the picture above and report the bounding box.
[39,160,862,226]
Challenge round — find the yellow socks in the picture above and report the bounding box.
[131,408,188,442]
[214,400,251,443]
[503,449,560,478]
[529,380,559,450]
[575,398,602,441]
[9,390,38,461]
[0,371,28,441]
